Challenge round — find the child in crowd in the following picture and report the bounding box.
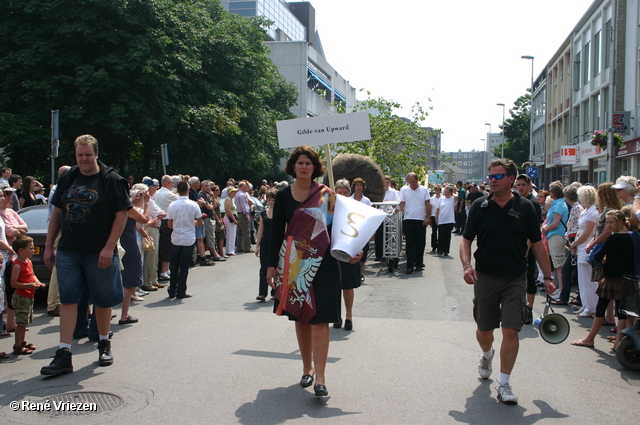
[10,235,45,355]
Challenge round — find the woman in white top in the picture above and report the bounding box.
[350,178,371,281]
[569,185,599,317]
[429,185,442,252]
[435,185,457,256]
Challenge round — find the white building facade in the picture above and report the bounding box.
[221,0,357,118]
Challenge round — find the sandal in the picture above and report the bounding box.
[13,345,33,355]
[256,295,266,302]
[22,341,36,350]
[0,352,9,359]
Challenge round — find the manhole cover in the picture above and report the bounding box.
[39,391,123,415]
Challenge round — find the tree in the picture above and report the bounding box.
[0,0,297,185]
[331,90,440,183]
[494,93,531,166]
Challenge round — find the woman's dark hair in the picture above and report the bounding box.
[21,176,35,197]
[351,177,366,192]
[284,146,325,179]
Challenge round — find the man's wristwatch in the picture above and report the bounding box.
[543,276,554,281]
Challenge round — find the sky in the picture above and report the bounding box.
[309,0,596,153]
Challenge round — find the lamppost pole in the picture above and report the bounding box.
[496,103,506,158]
[484,123,491,174]
[522,55,535,181]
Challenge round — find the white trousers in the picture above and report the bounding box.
[577,262,599,314]
[224,216,237,255]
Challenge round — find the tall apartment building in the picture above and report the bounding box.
[485,132,505,161]
[221,0,357,118]
[442,150,489,184]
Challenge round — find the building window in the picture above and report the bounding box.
[582,100,590,138]
[621,158,630,176]
[592,94,600,130]
[603,87,609,124]
[605,19,612,69]
[573,106,580,144]
[593,31,601,77]
[583,41,590,85]
[573,52,581,90]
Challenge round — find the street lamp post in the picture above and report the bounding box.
[522,55,535,182]
[484,123,491,154]
[484,123,491,174]
[496,103,506,158]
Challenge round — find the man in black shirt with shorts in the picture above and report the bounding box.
[42,135,131,375]
[459,159,554,405]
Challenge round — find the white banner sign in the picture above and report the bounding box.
[330,194,386,262]
[276,111,372,149]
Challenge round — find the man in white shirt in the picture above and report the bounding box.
[383,176,400,202]
[0,167,11,187]
[398,173,431,274]
[234,181,254,253]
[166,181,202,299]
[155,175,179,281]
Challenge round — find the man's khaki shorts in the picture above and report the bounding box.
[473,272,527,331]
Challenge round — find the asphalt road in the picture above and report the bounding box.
[1,233,639,424]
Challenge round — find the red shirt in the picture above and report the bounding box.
[13,258,36,298]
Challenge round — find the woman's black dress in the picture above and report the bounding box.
[121,216,143,288]
[19,192,36,208]
[340,260,361,289]
[268,186,341,324]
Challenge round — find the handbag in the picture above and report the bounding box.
[142,237,155,251]
[586,242,604,266]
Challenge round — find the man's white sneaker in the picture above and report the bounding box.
[478,349,494,379]
[496,383,518,405]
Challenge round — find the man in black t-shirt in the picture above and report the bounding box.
[465,184,483,208]
[41,135,131,376]
[459,159,554,405]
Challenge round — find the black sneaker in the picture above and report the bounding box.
[98,340,113,366]
[41,348,73,376]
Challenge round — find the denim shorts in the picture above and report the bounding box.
[56,249,124,308]
[195,224,205,239]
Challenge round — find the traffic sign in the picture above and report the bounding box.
[526,166,538,178]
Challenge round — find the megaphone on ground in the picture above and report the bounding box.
[533,301,570,344]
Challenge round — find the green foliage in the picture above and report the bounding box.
[494,93,531,166]
[331,90,439,183]
[0,0,297,185]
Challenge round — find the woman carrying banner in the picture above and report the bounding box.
[266,146,361,397]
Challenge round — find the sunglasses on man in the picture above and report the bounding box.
[486,174,512,181]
